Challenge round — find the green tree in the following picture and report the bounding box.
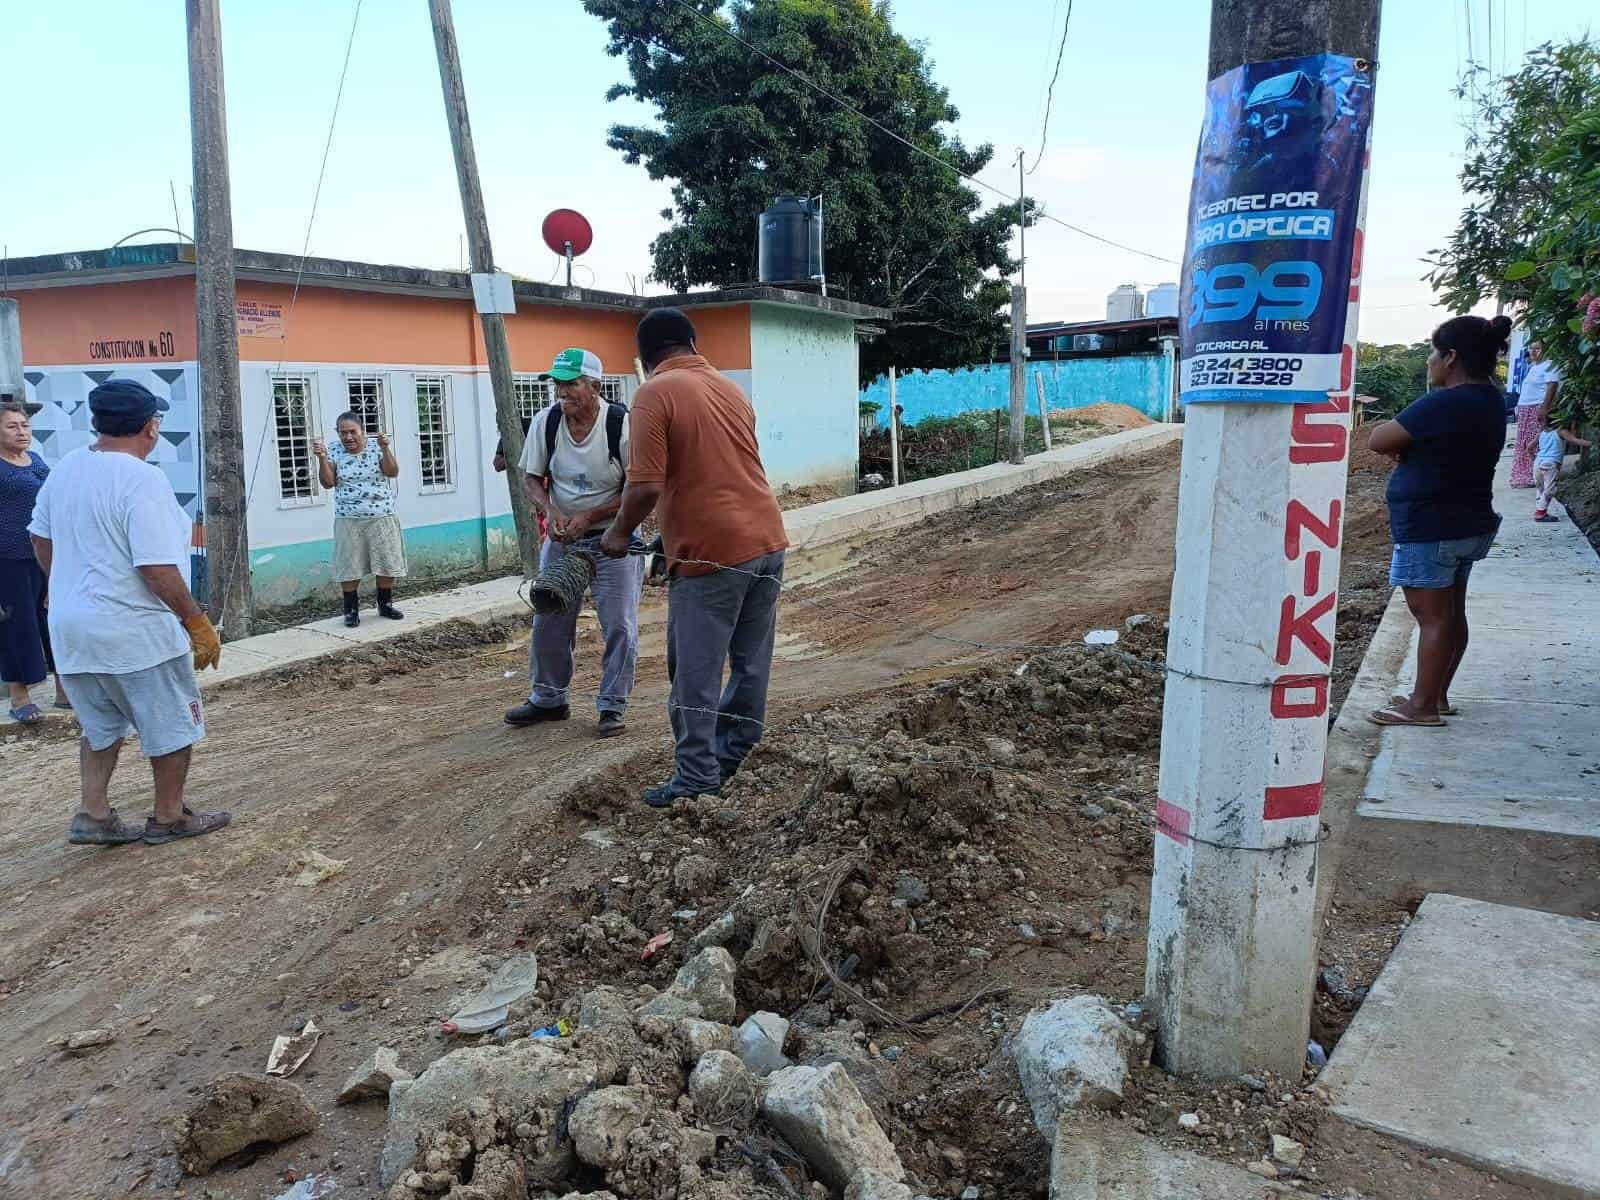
[1428,39,1600,422]
[582,0,1022,384]
[1355,342,1431,420]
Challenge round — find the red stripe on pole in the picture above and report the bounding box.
[1264,782,1323,820]
[1156,799,1192,843]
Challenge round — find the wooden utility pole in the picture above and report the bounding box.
[187,0,253,639]
[428,0,538,575]
[1008,285,1027,464]
[1146,0,1381,1079]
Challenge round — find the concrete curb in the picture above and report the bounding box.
[784,424,1183,560]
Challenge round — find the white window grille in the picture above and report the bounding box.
[345,374,388,434]
[272,374,320,506]
[415,374,455,492]
[513,373,553,421]
[600,375,630,406]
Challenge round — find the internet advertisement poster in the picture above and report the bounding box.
[1179,55,1374,404]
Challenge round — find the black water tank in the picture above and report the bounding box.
[757,195,822,285]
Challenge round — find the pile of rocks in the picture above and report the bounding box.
[379,946,938,1200]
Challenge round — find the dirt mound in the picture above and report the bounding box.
[1556,465,1600,552]
[1052,403,1154,430]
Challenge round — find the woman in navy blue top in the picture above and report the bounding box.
[1366,314,1511,727]
[0,401,66,724]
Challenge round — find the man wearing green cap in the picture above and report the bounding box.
[506,348,641,738]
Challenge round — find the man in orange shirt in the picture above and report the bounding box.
[601,309,789,808]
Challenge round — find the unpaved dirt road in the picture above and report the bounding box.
[0,439,1372,1198]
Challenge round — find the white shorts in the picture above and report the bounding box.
[62,653,206,757]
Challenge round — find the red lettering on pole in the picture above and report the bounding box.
[1270,674,1329,719]
[1264,782,1323,821]
[1289,401,1349,464]
[1156,799,1192,844]
[1284,499,1342,557]
[1303,550,1322,595]
[1276,592,1336,666]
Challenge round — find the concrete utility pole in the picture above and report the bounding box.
[1008,285,1027,465]
[187,0,254,640]
[1146,0,1380,1079]
[428,0,538,576]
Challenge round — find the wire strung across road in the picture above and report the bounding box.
[1027,0,1074,176]
[659,0,1178,266]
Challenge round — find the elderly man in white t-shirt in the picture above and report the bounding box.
[28,379,230,847]
[505,348,643,739]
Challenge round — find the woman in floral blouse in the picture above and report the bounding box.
[315,413,406,627]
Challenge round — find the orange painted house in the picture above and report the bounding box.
[8,244,883,606]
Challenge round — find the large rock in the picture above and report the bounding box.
[174,1073,318,1175]
[676,1018,737,1065]
[579,986,635,1030]
[569,1085,653,1169]
[1012,995,1139,1137]
[637,947,737,1023]
[336,1046,411,1104]
[380,1041,598,1187]
[761,1063,904,1191]
[688,1050,757,1128]
[846,1170,916,1200]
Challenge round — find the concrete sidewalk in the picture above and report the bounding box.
[1361,440,1600,844]
[3,423,1179,721]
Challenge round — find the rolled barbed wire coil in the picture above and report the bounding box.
[530,551,597,615]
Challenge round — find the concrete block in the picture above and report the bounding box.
[1013,995,1139,1136]
[1322,894,1600,1197]
[1050,1122,1292,1199]
[761,1063,904,1190]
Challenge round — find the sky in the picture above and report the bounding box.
[4,0,1596,346]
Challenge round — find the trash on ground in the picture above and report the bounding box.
[641,931,674,960]
[445,953,538,1035]
[292,851,349,887]
[1084,629,1120,646]
[274,1173,337,1199]
[266,1020,322,1077]
[529,1018,574,1040]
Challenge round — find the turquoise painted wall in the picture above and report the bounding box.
[861,355,1173,426]
[249,513,518,606]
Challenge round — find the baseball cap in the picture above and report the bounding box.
[540,347,603,382]
[88,378,169,423]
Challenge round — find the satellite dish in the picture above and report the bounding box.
[542,209,594,286]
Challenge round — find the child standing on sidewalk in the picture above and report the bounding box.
[1533,414,1593,523]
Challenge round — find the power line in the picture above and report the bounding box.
[660,0,1177,265]
[1027,0,1074,176]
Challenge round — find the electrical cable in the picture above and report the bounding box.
[659,0,1177,265]
[1026,0,1073,176]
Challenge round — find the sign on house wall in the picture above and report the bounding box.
[1178,54,1374,404]
[235,299,285,339]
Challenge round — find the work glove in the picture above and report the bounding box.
[183,612,222,672]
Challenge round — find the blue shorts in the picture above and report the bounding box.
[1390,527,1498,590]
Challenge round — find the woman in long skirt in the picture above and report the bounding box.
[314,413,407,627]
[1511,340,1561,488]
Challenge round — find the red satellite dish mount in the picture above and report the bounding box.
[542,209,594,286]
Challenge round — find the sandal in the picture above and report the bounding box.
[1392,694,1458,717]
[1367,704,1446,728]
[143,806,232,845]
[68,808,145,846]
[8,703,44,726]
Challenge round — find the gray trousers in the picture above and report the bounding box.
[531,536,643,715]
[666,549,785,791]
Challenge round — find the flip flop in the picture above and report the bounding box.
[1367,705,1446,728]
[1392,694,1458,717]
[143,806,232,845]
[7,703,44,725]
